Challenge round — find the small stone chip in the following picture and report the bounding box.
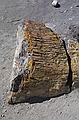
[52,0,58,7]
[1,114,5,117]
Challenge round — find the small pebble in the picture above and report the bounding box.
[60,112,62,114]
[69,18,73,21]
[64,10,68,13]
[75,5,79,7]
[2,109,7,113]
[52,0,58,7]
[70,6,73,9]
[17,111,19,114]
[2,59,5,62]
[49,99,52,102]
[26,106,29,109]
[1,114,5,117]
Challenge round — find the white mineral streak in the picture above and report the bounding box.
[10,24,31,88]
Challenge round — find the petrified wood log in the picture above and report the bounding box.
[8,20,70,104]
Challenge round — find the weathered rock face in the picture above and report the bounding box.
[8,20,70,104]
[68,40,79,87]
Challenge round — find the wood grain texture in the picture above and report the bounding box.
[8,21,70,104]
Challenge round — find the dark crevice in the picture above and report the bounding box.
[62,40,73,92]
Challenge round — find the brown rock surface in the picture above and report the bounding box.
[68,40,79,87]
[8,21,70,104]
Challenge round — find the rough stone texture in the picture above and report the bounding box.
[8,21,70,104]
[68,40,79,87]
[69,25,79,42]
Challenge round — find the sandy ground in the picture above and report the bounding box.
[0,0,79,120]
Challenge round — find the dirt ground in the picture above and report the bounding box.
[0,0,79,120]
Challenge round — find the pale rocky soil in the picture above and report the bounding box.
[0,0,79,120]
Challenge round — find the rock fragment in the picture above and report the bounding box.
[75,4,79,7]
[1,114,5,118]
[2,109,7,114]
[52,0,58,6]
[8,20,70,104]
[52,0,60,8]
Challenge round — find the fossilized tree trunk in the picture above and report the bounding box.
[8,20,70,104]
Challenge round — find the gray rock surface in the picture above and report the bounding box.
[69,25,79,42]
